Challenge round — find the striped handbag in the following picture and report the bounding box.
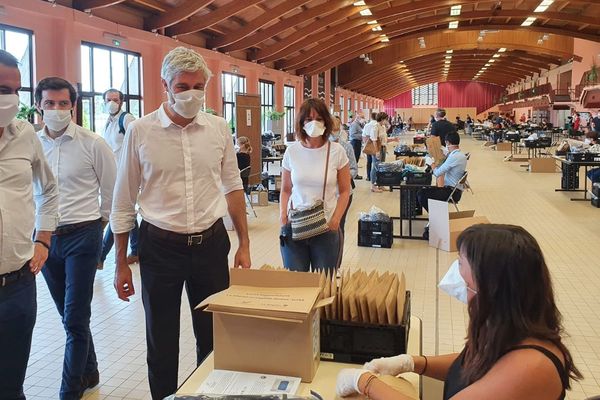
[289,142,331,241]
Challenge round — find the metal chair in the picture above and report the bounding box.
[447,171,472,212]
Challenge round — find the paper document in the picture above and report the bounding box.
[196,370,301,396]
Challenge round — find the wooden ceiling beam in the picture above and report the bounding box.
[207,0,313,49]
[74,0,126,11]
[166,0,261,37]
[145,0,214,30]
[220,0,353,53]
[298,42,389,76]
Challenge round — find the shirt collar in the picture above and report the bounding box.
[108,110,124,122]
[40,121,77,141]
[158,103,208,129]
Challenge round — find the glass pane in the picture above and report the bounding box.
[18,91,31,108]
[94,94,107,134]
[5,30,31,88]
[81,97,92,130]
[111,51,126,93]
[129,99,140,118]
[93,47,111,93]
[81,45,91,92]
[128,55,140,95]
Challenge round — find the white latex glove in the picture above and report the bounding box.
[364,354,414,376]
[336,368,369,397]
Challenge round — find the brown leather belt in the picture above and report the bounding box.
[54,218,102,236]
[141,219,224,246]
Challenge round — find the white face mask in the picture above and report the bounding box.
[584,138,591,145]
[104,100,120,115]
[438,260,476,304]
[304,120,325,137]
[442,146,450,156]
[168,89,204,119]
[43,109,72,132]
[0,94,20,128]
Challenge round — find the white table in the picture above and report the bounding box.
[177,316,422,399]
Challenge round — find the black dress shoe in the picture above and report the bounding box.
[79,370,100,397]
[355,175,363,180]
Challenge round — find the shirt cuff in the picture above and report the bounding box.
[35,214,58,232]
[223,181,244,195]
[111,214,136,234]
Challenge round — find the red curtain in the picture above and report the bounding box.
[384,81,505,115]
[384,91,412,115]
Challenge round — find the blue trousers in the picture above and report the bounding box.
[42,221,102,400]
[0,266,36,400]
[370,146,387,183]
[100,220,139,262]
[280,223,342,274]
[587,167,600,183]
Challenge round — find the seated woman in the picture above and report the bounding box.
[336,224,581,400]
[236,136,252,192]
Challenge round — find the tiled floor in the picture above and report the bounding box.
[24,133,600,399]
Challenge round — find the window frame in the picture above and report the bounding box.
[284,85,296,136]
[0,24,34,109]
[221,72,247,133]
[412,83,438,106]
[259,79,275,134]
[78,41,142,133]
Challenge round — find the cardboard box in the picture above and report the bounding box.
[197,269,333,382]
[529,158,557,173]
[495,142,512,151]
[249,190,268,206]
[428,199,489,252]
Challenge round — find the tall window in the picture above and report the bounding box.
[360,100,364,112]
[412,83,438,106]
[0,25,33,107]
[339,95,344,122]
[79,42,142,133]
[221,72,246,133]
[347,98,351,120]
[284,85,295,136]
[259,80,274,133]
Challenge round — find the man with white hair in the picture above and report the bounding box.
[111,47,251,399]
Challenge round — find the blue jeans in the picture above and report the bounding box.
[42,221,102,400]
[100,220,139,262]
[0,266,36,400]
[280,223,342,274]
[370,146,387,183]
[587,167,600,183]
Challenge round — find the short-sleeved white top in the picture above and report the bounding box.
[282,141,349,221]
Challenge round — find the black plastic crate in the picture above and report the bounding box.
[320,291,411,364]
[401,191,422,218]
[267,190,280,203]
[413,137,425,144]
[593,183,600,198]
[585,152,600,162]
[376,171,403,186]
[358,220,393,235]
[561,163,579,190]
[592,195,600,208]
[567,152,586,162]
[538,137,552,147]
[357,233,393,248]
[404,171,432,185]
[505,133,520,142]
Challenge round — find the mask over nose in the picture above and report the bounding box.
[168,89,205,119]
[43,109,72,132]
[304,120,325,138]
[438,260,472,304]
[0,94,19,128]
[104,100,120,115]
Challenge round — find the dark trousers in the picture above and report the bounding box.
[139,219,230,400]
[42,221,102,400]
[0,266,36,400]
[100,220,139,262]
[417,187,462,212]
[587,167,600,183]
[351,139,362,164]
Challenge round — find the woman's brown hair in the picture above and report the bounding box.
[457,224,582,387]
[295,98,333,142]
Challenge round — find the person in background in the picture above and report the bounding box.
[465,114,473,135]
[370,112,391,193]
[417,131,467,239]
[336,224,582,400]
[0,50,58,400]
[585,131,600,183]
[430,108,455,146]
[349,111,364,179]
[407,116,413,131]
[111,47,251,400]
[573,113,581,133]
[279,98,351,273]
[363,112,378,182]
[35,77,116,399]
[331,116,358,234]
[519,113,527,123]
[591,110,600,134]
[236,136,252,193]
[98,88,138,270]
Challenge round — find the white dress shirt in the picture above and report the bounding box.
[111,104,243,235]
[103,110,135,162]
[370,123,388,146]
[362,120,377,139]
[37,122,117,226]
[0,119,58,274]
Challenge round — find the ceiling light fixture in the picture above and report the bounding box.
[498,47,507,52]
[367,20,378,25]
[521,17,536,26]
[450,5,462,16]
[372,26,382,31]
[449,21,459,29]
[353,1,366,6]
[360,8,372,16]
[534,0,554,12]
[445,55,452,59]
[446,49,454,54]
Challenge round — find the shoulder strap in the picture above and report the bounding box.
[322,141,331,201]
[507,345,569,394]
[118,112,128,134]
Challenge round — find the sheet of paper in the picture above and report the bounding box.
[196,370,301,396]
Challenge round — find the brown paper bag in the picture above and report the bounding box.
[376,274,394,324]
[357,271,379,323]
[349,271,367,322]
[385,275,400,325]
[396,272,407,323]
[330,271,337,320]
[323,270,331,319]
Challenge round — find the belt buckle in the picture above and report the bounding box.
[1,276,6,287]
[187,234,203,246]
